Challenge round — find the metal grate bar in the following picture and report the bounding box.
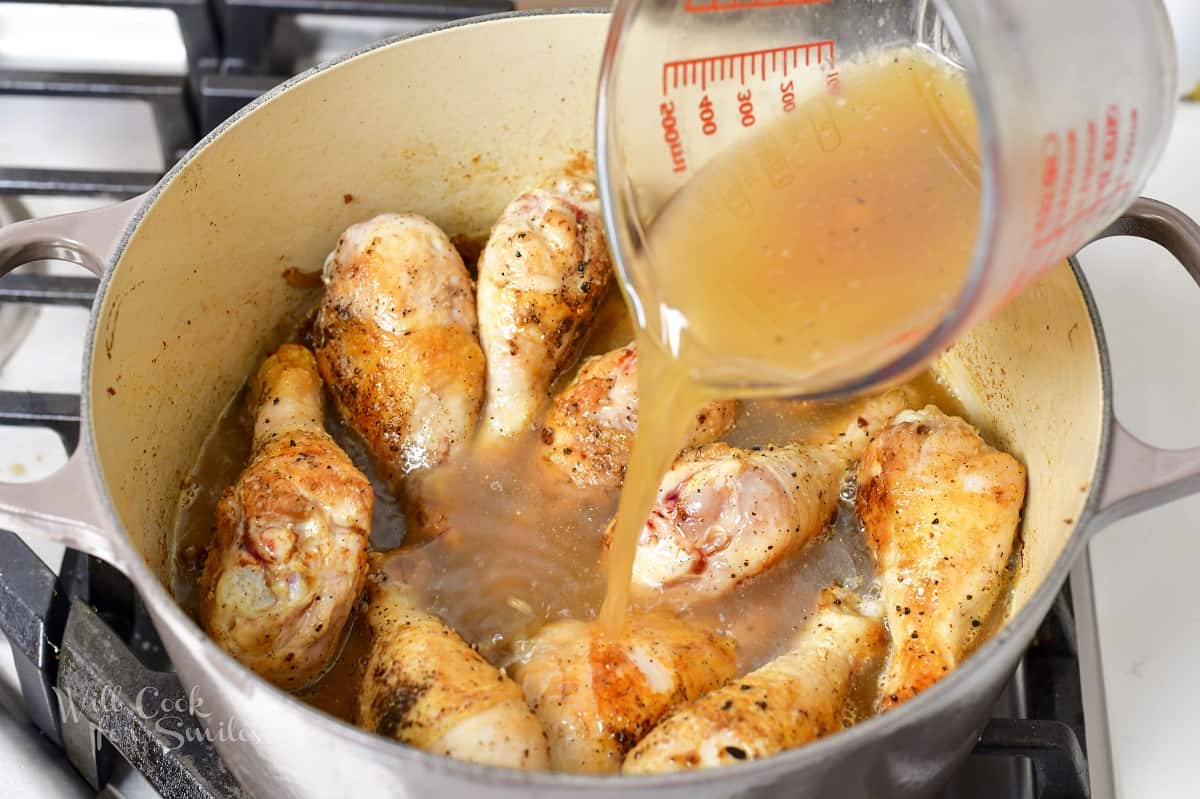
[224,0,511,11]
[0,69,185,99]
[9,0,220,74]
[0,392,82,453]
[58,601,250,798]
[1,0,209,8]
[0,273,99,307]
[0,531,69,747]
[196,74,280,134]
[216,0,512,73]
[0,167,158,198]
[977,718,1091,799]
[0,70,196,164]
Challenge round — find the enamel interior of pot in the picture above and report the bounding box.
[85,12,1103,672]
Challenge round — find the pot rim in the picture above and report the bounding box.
[78,9,1118,790]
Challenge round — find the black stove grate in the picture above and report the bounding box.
[0,0,513,198]
[0,1,1091,795]
[0,533,249,798]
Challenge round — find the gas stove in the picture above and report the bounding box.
[3,1,1192,797]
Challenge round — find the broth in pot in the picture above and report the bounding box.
[172,299,1014,729]
[171,42,1025,778]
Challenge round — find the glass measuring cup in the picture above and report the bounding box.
[596,0,1179,399]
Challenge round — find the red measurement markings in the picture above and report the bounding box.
[1093,105,1122,202]
[685,0,831,12]
[662,40,835,95]
[660,101,687,173]
[1029,105,1140,254]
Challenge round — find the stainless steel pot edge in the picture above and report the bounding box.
[0,10,1192,792]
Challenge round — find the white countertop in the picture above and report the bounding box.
[1076,6,1200,798]
[1078,106,1200,799]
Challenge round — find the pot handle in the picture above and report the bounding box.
[0,195,147,569]
[1090,197,1200,525]
[0,451,120,565]
[0,195,144,277]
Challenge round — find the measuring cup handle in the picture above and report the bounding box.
[1090,198,1200,526]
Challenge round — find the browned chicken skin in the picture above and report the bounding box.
[857,406,1026,709]
[624,588,886,773]
[358,556,549,770]
[476,179,613,444]
[313,213,485,487]
[541,342,737,489]
[512,613,736,773]
[199,344,372,689]
[613,389,912,606]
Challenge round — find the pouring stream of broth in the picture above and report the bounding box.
[598,47,981,633]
